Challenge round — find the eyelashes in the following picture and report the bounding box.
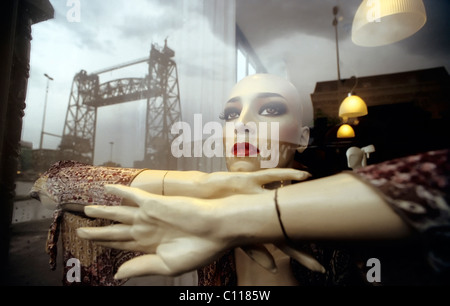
[219,102,287,121]
[219,107,240,121]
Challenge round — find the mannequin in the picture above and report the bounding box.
[346,144,375,170]
[76,75,450,284]
[31,74,321,285]
[32,74,450,286]
[86,74,322,285]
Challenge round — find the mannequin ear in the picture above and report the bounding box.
[296,126,310,153]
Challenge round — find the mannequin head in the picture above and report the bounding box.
[346,145,375,170]
[346,147,366,170]
[222,74,310,172]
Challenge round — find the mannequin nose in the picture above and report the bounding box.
[237,105,255,124]
[234,121,257,137]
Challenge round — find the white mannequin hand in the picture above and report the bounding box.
[132,168,310,198]
[193,168,310,198]
[77,179,326,279]
[77,184,247,278]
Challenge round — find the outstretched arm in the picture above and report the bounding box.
[77,172,412,279]
[129,168,310,198]
[30,162,309,211]
[277,172,411,240]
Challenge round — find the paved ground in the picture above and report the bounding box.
[5,218,63,286]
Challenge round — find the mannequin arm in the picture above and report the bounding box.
[276,172,412,240]
[77,172,412,279]
[30,161,308,211]
[130,168,310,198]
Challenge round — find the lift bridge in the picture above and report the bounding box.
[59,41,181,170]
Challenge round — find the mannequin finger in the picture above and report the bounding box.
[84,205,136,224]
[93,241,154,253]
[275,243,325,273]
[255,168,311,184]
[240,245,277,273]
[105,184,156,207]
[106,184,187,219]
[114,254,172,279]
[77,224,133,241]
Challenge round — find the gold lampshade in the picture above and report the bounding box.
[337,124,355,138]
[352,0,427,47]
[338,94,368,119]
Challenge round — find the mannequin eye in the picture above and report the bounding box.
[219,107,241,121]
[259,102,287,116]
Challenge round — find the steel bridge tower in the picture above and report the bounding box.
[60,41,181,169]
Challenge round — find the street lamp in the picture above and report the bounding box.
[39,73,54,150]
[109,141,114,162]
[332,6,341,82]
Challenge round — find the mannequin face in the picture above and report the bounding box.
[222,74,309,172]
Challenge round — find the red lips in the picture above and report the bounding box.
[232,142,259,156]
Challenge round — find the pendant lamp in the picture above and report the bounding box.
[337,124,356,138]
[352,0,427,47]
[338,93,368,120]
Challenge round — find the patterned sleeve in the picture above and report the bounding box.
[30,160,146,212]
[349,149,450,274]
[29,160,146,285]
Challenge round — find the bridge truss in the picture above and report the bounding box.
[59,41,181,169]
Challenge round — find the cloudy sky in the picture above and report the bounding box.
[23,0,237,168]
[21,0,449,168]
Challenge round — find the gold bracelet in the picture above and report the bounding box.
[162,171,169,195]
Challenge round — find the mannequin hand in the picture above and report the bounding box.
[197,168,310,198]
[77,184,239,278]
[147,168,310,199]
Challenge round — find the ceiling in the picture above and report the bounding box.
[236,0,360,51]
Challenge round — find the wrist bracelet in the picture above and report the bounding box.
[274,188,294,245]
[162,171,169,195]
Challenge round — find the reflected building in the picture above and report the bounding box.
[306,67,450,176]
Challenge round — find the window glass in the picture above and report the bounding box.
[237,47,247,81]
[7,0,449,286]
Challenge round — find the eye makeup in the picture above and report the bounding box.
[219,106,241,121]
[219,92,288,121]
[258,101,287,116]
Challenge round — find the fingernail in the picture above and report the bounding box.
[76,228,87,238]
[114,271,125,280]
[84,206,97,214]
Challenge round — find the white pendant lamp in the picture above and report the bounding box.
[352,0,427,47]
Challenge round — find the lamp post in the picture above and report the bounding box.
[39,73,53,150]
[109,141,114,162]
